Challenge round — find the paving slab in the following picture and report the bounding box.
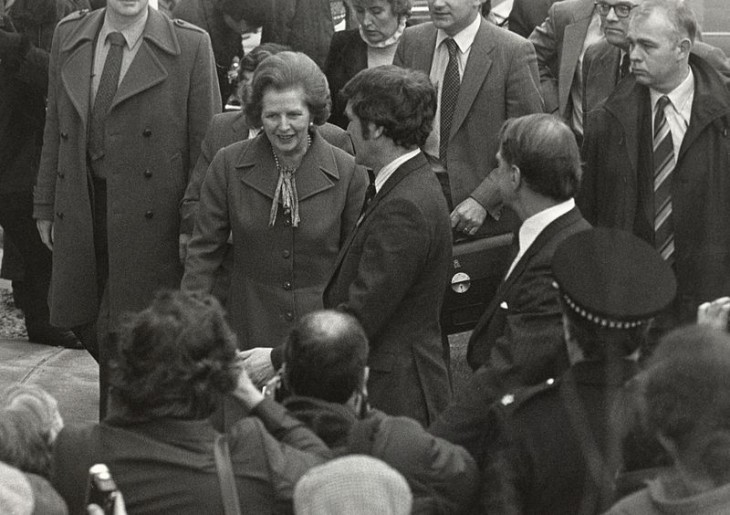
[0,338,98,425]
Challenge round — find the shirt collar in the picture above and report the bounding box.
[374,148,420,192]
[100,7,148,49]
[518,198,576,253]
[435,13,481,54]
[650,67,694,121]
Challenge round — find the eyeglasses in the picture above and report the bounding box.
[594,1,636,18]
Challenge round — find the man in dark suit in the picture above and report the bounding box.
[323,65,452,427]
[393,0,542,237]
[579,0,730,325]
[581,0,730,124]
[34,0,220,415]
[430,114,589,446]
[508,0,560,39]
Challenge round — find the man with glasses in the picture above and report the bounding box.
[528,0,604,142]
[581,0,730,124]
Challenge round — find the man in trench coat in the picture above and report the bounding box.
[34,0,219,415]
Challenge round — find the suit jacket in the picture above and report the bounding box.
[508,0,560,39]
[180,110,354,234]
[582,38,730,127]
[529,0,595,116]
[579,54,730,323]
[323,152,452,427]
[394,18,543,211]
[33,7,220,328]
[182,131,367,349]
[324,29,368,129]
[467,207,590,373]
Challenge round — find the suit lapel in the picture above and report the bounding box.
[450,19,492,139]
[231,111,249,140]
[558,0,595,114]
[414,25,438,74]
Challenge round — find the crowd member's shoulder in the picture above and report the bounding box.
[171,17,208,35]
[57,8,91,27]
[496,376,561,420]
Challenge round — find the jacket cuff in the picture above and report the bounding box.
[270,345,283,371]
[470,177,503,220]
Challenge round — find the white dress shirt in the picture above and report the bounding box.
[650,68,694,154]
[374,148,421,192]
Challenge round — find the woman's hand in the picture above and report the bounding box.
[239,347,276,387]
[232,362,265,410]
[697,297,730,332]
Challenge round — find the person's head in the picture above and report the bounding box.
[341,65,436,167]
[596,0,642,49]
[552,228,677,363]
[640,326,730,489]
[428,0,485,37]
[105,0,148,24]
[246,52,331,160]
[627,0,695,93]
[294,455,412,515]
[350,0,411,45]
[0,409,53,478]
[494,114,581,207]
[110,290,239,420]
[282,311,369,405]
[2,385,63,444]
[237,43,292,105]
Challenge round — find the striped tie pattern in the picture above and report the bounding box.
[653,95,675,263]
[88,32,126,162]
[439,38,460,164]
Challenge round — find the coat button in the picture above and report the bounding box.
[56,212,64,220]
[283,281,292,290]
[145,210,154,219]
[282,250,290,258]
[143,128,152,137]
[143,169,152,178]
[284,311,294,321]
[284,218,291,227]
[57,171,65,178]
[60,132,68,140]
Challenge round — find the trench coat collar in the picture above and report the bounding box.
[60,7,180,125]
[235,127,341,202]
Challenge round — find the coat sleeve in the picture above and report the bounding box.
[180,120,219,235]
[33,23,62,221]
[336,197,431,344]
[577,110,602,224]
[184,30,220,192]
[181,148,231,293]
[528,6,561,114]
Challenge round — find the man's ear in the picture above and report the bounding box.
[510,164,521,189]
[369,123,384,140]
[677,37,692,60]
[361,366,370,393]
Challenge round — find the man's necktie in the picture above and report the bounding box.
[88,32,126,162]
[439,38,460,164]
[653,95,675,263]
[359,168,376,219]
[619,52,631,79]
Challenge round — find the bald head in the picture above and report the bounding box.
[283,310,369,403]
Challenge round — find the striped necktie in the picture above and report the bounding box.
[439,38,460,164]
[653,95,675,263]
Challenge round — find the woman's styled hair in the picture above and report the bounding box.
[110,290,239,420]
[245,51,331,127]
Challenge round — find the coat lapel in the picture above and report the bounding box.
[450,19,492,139]
[112,9,179,109]
[413,24,438,74]
[559,0,595,114]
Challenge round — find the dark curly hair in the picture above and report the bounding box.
[110,290,239,420]
[245,51,331,128]
[340,65,436,149]
[0,409,52,478]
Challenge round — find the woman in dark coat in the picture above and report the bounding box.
[52,290,330,515]
[325,0,411,128]
[182,52,367,374]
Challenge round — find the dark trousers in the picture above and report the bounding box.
[0,192,54,330]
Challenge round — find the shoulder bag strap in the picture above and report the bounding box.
[214,434,242,515]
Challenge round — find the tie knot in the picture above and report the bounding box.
[107,32,126,48]
[657,95,671,111]
[444,38,459,58]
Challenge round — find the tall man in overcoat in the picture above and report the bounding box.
[579,0,730,325]
[323,66,452,427]
[393,0,542,236]
[34,0,220,415]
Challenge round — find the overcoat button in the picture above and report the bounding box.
[58,171,65,178]
[283,281,292,290]
[143,128,152,137]
[60,132,68,139]
[144,169,152,178]
[56,212,64,220]
[284,312,294,321]
[145,210,154,219]
[282,250,290,258]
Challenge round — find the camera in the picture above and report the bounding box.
[86,464,118,515]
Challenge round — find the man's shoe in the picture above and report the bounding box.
[27,325,84,350]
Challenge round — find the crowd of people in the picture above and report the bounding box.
[2,0,730,512]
